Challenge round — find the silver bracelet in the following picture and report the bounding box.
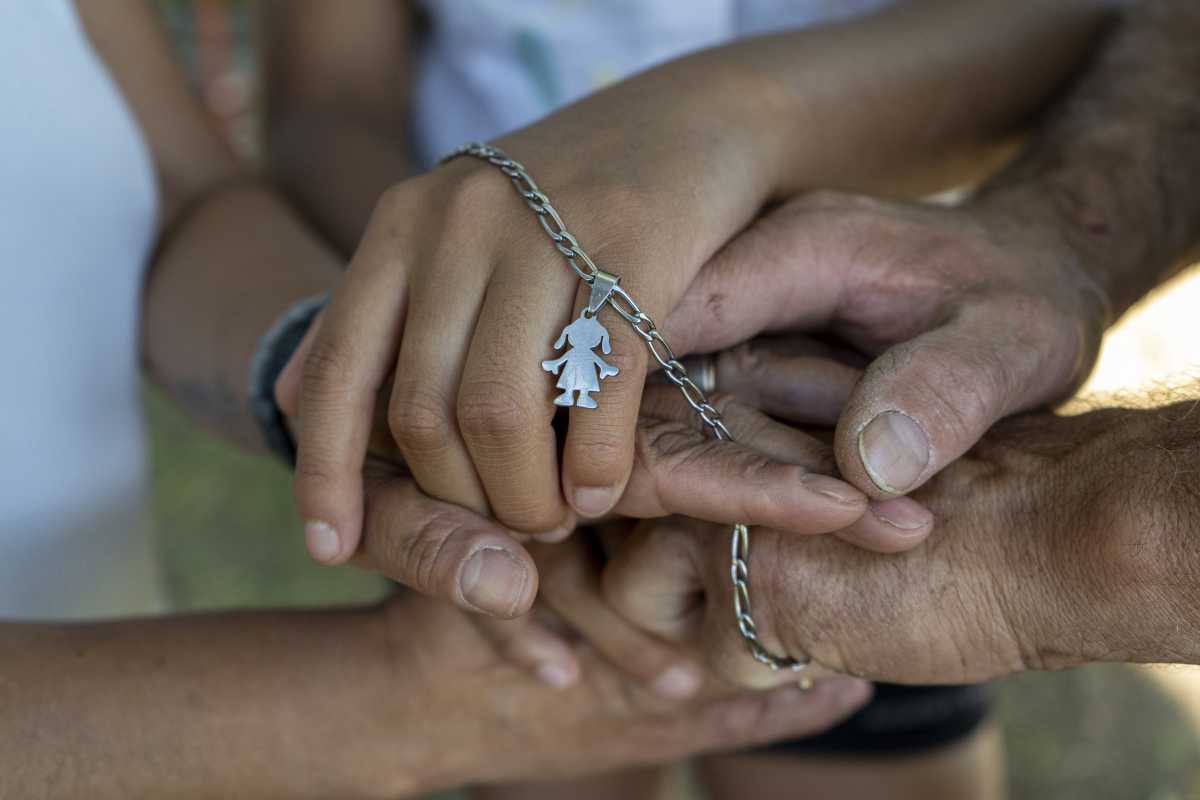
[441,142,810,680]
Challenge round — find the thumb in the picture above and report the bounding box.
[358,477,538,618]
[835,301,1082,497]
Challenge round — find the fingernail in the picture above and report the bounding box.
[826,676,872,710]
[858,411,930,494]
[870,498,933,534]
[572,486,615,518]
[305,521,341,563]
[534,661,576,689]
[651,663,702,699]
[800,474,864,506]
[460,547,529,617]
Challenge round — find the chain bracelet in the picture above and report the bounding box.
[442,142,809,677]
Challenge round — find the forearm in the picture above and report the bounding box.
[264,0,415,255]
[0,609,401,798]
[503,0,1114,205]
[269,107,414,257]
[976,0,1200,320]
[274,0,1112,264]
[711,0,1117,198]
[142,180,342,451]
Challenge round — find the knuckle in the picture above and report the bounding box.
[570,429,630,475]
[365,485,469,594]
[389,383,454,455]
[706,391,751,426]
[301,335,357,400]
[293,457,340,491]
[457,380,541,442]
[443,163,512,223]
[637,418,704,466]
[394,510,464,594]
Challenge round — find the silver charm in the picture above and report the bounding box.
[542,269,622,409]
[542,311,618,408]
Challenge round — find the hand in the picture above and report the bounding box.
[665,189,1111,500]
[369,591,873,795]
[279,325,925,618]
[602,408,1147,686]
[281,68,793,560]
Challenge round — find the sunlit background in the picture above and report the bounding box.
[149,2,1200,797]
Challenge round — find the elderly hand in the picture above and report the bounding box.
[601,405,1160,687]
[665,189,1110,500]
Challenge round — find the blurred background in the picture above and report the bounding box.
[150,2,1200,798]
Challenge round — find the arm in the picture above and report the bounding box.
[282,0,1118,565]
[3,608,400,797]
[975,0,1200,318]
[75,0,343,450]
[263,0,416,254]
[1,594,869,798]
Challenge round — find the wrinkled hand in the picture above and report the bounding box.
[603,408,1139,686]
[665,189,1110,500]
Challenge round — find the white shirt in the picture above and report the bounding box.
[0,0,165,618]
[411,0,894,168]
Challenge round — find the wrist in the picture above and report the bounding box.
[973,152,1168,323]
[1020,406,1200,670]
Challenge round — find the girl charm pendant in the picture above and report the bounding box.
[542,311,619,408]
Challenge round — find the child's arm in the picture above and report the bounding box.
[75,0,342,453]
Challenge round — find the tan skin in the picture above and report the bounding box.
[600,4,1200,796]
[605,0,1200,686]
[264,0,1118,681]
[266,3,1122,799]
[602,400,1200,684]
[3,591,880,798]
[25,0,1194,796]
[4,2,894,795]
[270,0,1115,571]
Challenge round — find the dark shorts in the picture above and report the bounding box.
[754,682,993,758]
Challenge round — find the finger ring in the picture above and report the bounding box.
[680,353,717,394]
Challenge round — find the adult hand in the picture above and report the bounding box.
[602,407,1152,686]
[371,591,873,795]
[665,189,1110,499]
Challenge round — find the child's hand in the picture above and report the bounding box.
[284,65,796,560]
